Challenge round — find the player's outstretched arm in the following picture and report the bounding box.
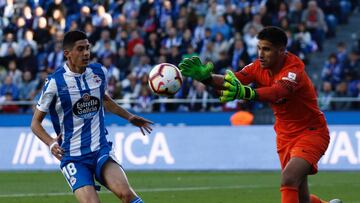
[103,94,153,135]
[178,56,224,90]
[220,70,297,103]
[31,109,64,160]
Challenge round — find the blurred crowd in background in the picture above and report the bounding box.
[0,0,359,114]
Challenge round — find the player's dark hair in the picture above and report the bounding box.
[63,30,87,50]
[257,26,288,48]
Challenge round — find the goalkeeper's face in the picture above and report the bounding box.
[257,40,285,69]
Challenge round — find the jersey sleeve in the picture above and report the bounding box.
[256,65,304,102]
[277,65,304,92]
[101,65,109,91]
[274,54,306,94]
[234,62,257,85]
[36,77,57,113]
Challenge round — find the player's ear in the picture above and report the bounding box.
[278,46,286,55]
[63,49,70,60]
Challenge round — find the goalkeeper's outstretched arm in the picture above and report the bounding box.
[219,70,295,103]
[178,56,294,102]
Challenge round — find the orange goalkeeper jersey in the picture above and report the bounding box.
[235,52,326,136]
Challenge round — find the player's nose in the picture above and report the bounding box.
[84,50,90,57]
[258,50,263,58]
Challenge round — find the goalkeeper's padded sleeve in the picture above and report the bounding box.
[255,80,296,103]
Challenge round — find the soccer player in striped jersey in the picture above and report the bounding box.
[31,30,152,203]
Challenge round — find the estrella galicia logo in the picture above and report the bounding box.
[73,93,100,119]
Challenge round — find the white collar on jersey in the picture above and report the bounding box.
[64,63,89,77]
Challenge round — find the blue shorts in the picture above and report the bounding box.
[60,144,120,192]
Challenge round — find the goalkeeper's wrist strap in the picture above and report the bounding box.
[49,141,58,151]
[243,86,257,100]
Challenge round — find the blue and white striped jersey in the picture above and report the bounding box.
[37,63,109,157]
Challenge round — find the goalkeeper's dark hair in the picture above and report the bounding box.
[257,26,287,48]
[63,30,87,50]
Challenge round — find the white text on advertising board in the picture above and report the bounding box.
[321,130,360,164]
[12,132,174,165]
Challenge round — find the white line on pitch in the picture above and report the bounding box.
[0,184,275,198]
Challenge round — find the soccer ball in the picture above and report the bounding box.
[148,63,183,96]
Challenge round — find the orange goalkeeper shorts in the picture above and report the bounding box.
[276,126,330,174]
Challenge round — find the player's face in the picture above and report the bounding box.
[65,39,91,68]
[257,40,284,69]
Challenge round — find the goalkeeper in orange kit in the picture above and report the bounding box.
[179,26,341,203]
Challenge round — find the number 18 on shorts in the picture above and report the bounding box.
[61,162,96,192]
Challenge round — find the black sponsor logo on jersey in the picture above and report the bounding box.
[73,93,100,119]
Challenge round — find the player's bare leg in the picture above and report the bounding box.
[297,164,341,203]
[101,159,140,203]
[74,185,100,203]
[298,177,310,203]
[280,157,312,203]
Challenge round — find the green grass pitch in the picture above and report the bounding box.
[0,171,359,203]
